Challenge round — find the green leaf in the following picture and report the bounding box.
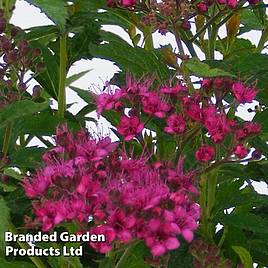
[10,147,47,168]
[3,168,23,181]
[168,239,193,268]
[239,9,264,35]
[0,198,10,251]
[66,69,92,86]
[0,100,48,127]
[215,38,255,56]
[89,31,171,81]
[17,25,58,44]
[71,0,106,11]
[232,246,253,268]
[0,182,17,192]
[70,86,95,107]
[31,41,59,99]
[254,109,268,135]
[249,137,268,157]
[0,259,36,268]
[67,14,100,65]
[219,213,268,234]
[24,0,67,31]
[184,58,235,77]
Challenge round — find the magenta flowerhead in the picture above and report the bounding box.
[232,82,257,104]
[195,145,215,162]
[117,115,144,141]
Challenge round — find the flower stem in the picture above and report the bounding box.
[58,33,67,119]
[199,170,218,242]
[2,122,12,157]
[208,24,218,60]
[9,222,47,268]
[256,26,268,53]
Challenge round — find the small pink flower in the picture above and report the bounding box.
[160,84,187,96]
[141,92,170,118]
[232,82,257,103]
[195,145,215,162]
[196,2,208,13]
[201,78,212,89]
[233,144,248,159]
[164,114,186,134]
[182,229,194,242]
[227,0,238,8]
[235,122,262,140]
[89,225,116,254]
[121,0,136,6]
[95,88,122,117]
[151,244,166,256]
[117,115,144,141]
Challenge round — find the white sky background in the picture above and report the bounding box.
[10,0,268,194]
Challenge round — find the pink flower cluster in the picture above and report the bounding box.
[95,75,261,162]
[24,125,200,257]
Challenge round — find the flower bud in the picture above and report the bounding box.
[0,174,9,183]
[11,26,21,37]
[32,85,42,99]
[0,36,12,51]
[17,82,27,92]
[0,17,6,33]
[252,149,262,160]
[181,20,191,30]
[1,156,11,166]
[4,49,18,64]
[35,62,45,73]
[18,40,30,56]
[32,48,41,58]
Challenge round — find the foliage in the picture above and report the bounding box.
[0,0,267,267]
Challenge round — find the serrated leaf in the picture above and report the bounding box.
[184,58,235,78]
[31,41,59,99]
[24,0,67,31]
[0,100,48,127]
[10,147,47,168]
[66,69,92,86]
[17,25,58,44]
[239,9,264,35]
[219,213,268,234]
[70,86,96,112]
[0,198,10,250]
[232,246,253,268]
[89,31,171,82]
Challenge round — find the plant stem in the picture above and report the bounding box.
[218,226,228,248]
[58,33,67,119]
[143,27,154,50]
[2,122,12,156]
[256,26,268,53]
[199,170,218,242]
[9,222,47,268]
[174,29,185,57]
[173,27,194,92]
[189,11,224,42]
[208,24,218,60]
